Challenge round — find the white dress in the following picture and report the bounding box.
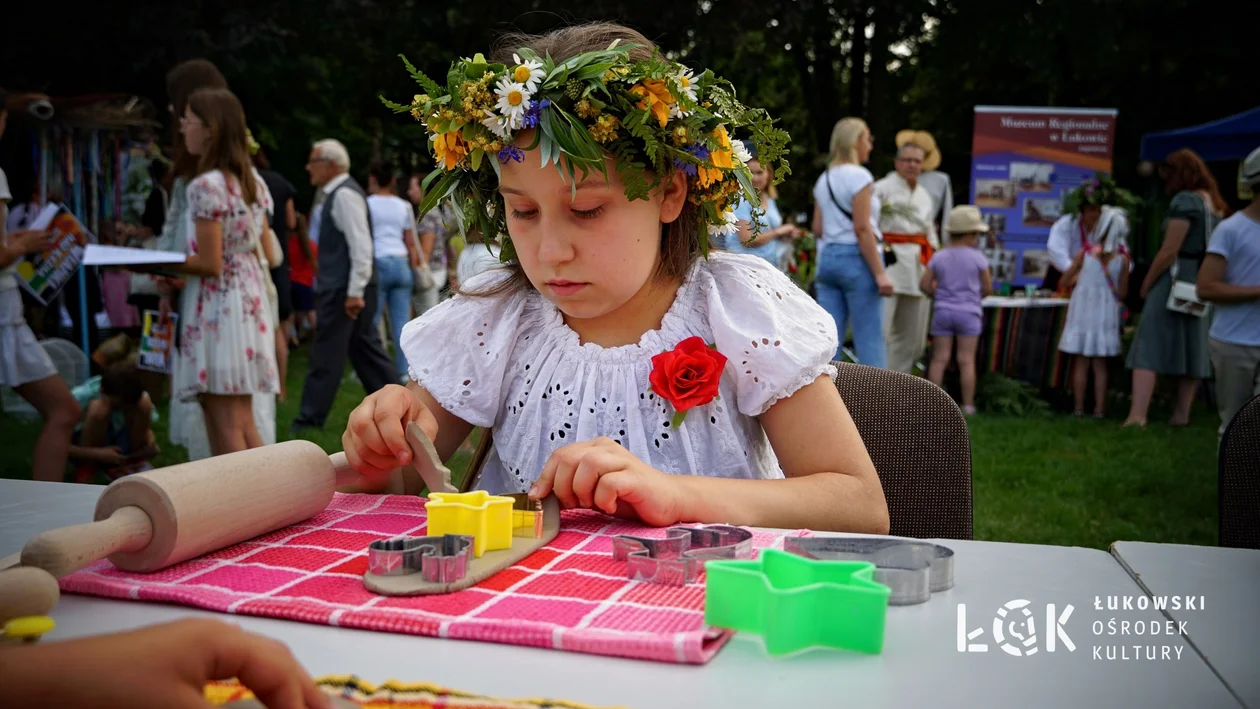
[400,252,840,494]
[0,286,57,388]
[1058,253,1126,357]
[0,166,56,389]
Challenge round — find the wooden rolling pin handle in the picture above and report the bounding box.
[0,567,60,624]
[329,451,361,488]
[21,506,154,579]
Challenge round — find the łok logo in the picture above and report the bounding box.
[958,600,1075,656]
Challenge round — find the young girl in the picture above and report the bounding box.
[288,211,317,344]
[160,87,280,455]
[727,146,801,269]
[920,206,993,415]
[1055,180,1132,418]
[343,23,889,533]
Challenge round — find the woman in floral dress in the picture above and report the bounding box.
[163,88,279,454]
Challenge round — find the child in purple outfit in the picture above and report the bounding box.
[920,206,993,415]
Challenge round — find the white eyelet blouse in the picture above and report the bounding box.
[400,251,839,494]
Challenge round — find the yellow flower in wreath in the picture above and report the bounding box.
[629,79,676,128]
[697,126,735,188]
[433,131,469,170]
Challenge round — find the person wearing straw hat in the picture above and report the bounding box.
[1197,145,1260,435]
[897,130,954,246]
[875,133,943,373]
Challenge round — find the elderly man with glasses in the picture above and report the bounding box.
[291,139,398,432]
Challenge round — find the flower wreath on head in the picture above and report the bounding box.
[1062,173,1141,216]
[381,40,791,263]
[1061,173,1141,257]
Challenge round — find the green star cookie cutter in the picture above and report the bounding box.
[704,548,891,656]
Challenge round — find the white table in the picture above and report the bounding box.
[0,479,101,566]
[1112,541,1260,708]
[0,481,1241,708]
[981,295,1069,308]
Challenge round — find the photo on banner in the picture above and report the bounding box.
[970,106,1117,288]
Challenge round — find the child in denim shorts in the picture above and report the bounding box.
[921,206,993,415]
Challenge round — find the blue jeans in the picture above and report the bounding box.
[374,256,414,376]
[814,243,886,368]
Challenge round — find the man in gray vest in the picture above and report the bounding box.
[292,139,398,431]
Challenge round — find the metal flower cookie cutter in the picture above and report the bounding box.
[782,537,955,605]
[367,533,472,582]
[611,525,755,585]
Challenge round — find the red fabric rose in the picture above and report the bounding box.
[648,336,728,427]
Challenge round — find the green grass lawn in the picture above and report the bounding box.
[0,344,1221,550]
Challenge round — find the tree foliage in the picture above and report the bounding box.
[1,0,1253,219]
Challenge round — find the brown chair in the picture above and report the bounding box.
[831,362,974,540]
[1219,394,1260,549]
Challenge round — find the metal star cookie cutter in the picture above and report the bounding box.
[367,533,472,582]
[782,537,954,605]
[611,525,755,585]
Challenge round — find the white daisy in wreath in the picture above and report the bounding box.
[675,67,699,104]
[730,139,753,165]
[481,110,512,139]
[510,53,546,94]
[707,208,739,237]
[494,77,531,129]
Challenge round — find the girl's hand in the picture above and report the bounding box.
[5,618,329,709]
[343,384,439,482]
[530,438,683,527]
[1139,279,1152,300]
[95,446,128,467]
[10,229,55,254]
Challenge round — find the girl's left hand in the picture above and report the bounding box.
[530,438,683,527]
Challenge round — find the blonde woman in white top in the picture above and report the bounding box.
[811,117,893,368]
[366,160,419,377]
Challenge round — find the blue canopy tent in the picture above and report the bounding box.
[1140,105,1260,162]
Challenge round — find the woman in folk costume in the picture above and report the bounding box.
[898,130,954,246]
[1049,176,1135,417]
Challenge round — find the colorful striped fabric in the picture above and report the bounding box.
[60,493,801,665]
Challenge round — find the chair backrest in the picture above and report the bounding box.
[1219,393,1260,549]
[831,362,974,540]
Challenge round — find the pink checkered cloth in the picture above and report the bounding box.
[59,493,800,664]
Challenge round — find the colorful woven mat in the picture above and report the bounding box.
[61,493,798,664]
[206,675,624,708]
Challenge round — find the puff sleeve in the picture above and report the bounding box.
[703,254,840,417]
[398,269,527,427]
[187,172,229,223]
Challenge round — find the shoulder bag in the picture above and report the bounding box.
[825,171,896,267]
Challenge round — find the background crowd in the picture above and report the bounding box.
[1,34,1257,497]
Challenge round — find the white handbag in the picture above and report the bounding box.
[413,263,435,293]
[1165,262,1209,317]
[1164,192,1216,318]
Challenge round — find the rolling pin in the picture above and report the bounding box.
[21,440,361,579]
